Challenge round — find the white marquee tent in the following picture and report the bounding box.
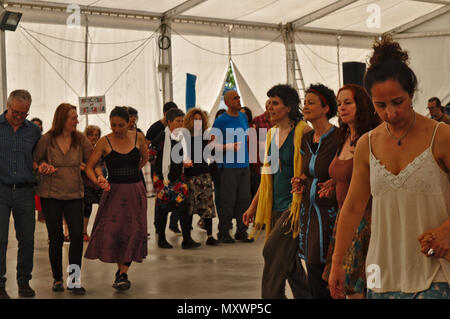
[0,0,449,134]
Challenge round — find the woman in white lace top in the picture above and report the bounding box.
[328,36,450,299]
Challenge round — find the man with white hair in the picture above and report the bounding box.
[0,90,41,299]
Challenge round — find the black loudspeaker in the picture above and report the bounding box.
[343,62,366,86]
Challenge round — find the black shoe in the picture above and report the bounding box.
[182,238,201,249]
[218,233,235,244]
[52,281,64,292]
[113,273,131,291]
[206,237,220,246]
[0,287,10,299]
[68,286,86,295]
[235,233,254,243]
[169,225,182,234]
[18,283,35,298]
[158,239,173,249]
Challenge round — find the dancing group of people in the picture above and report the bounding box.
[243,36,449,299]
[0,35,448,300]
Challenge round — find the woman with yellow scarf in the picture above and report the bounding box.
[243,84,311,299]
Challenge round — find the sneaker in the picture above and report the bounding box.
[52,281,64,292]
[83,233,90,241]
[218,233,235,244]
[18,283,36,298]
[0,287,10,299]
[113,273,131,291]
[181,238,201,249]
[235,233,254,243]
[67,286,86,295]
[169,225,182,234]
[206,237,219,246]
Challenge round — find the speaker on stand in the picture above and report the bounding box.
[342,62,366,86]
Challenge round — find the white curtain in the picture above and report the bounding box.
[171,33,229,116]
[6,23,85,133]
[86,26,162,135]
[399,36,450,116]
[232,37,286,116]
[231,60,265,117]
[6,23,162,136]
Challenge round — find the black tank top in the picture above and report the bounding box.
[104,132,141,184]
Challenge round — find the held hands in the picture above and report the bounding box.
[418,226,450,261]
[291,176,307,194]
[97,175,111,192]
[317,179,335,199]
[224,142,242,152]
[183,159,193,168]
[328,262,346,299]
[80,163,86,171]
[38,162,57,175]
[242,208,256,227]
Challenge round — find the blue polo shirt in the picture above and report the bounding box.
[212,112,249,168]
[0,111,41,184]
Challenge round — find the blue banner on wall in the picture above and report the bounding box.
[186,73,197,111]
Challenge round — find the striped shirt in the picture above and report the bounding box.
[0,111,41,184]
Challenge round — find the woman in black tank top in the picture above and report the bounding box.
[84,107,149,292]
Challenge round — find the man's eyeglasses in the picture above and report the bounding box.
[9,107,29,117]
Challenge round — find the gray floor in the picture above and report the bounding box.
[3,197,273,299]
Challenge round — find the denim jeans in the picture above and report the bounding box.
[0,184,35,287]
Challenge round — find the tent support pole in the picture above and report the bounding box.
[0,30,7,111]
[337,35,341,88]
[85,16,89,125]
[159,18,173,104]
[283,24,306,102]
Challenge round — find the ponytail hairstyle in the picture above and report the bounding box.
[364,35,418,98]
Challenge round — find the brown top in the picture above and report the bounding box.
[328,155,353,209]
[34,132,93,200]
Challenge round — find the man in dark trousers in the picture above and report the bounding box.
[0,90,41,299]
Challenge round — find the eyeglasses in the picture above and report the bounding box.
[9,107,29,117]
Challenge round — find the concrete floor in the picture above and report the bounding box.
[3,197,275,299]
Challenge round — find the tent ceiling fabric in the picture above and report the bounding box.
[5,0,450,37]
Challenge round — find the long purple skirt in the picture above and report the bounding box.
[84,182,148,263]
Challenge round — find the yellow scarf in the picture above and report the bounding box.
[250,120,307,240]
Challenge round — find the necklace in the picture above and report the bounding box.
[385,112,416,146]
[313,124,333,143]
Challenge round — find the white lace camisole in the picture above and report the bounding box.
[367,122,450,293]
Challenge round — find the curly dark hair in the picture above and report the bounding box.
[364,34,417,97]
[267,84,303,124]
[305,83,337,119]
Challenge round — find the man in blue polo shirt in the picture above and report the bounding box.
[0,90,41,299]
[212,90,253,244]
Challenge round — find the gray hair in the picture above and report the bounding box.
[7,89,32,106]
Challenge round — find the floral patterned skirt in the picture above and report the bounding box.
[186,173,216,218]
[367,283,450,299]
[322,204,372,295]
[153,174,189,210]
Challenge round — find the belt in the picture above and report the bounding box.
[1,182,36,189]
